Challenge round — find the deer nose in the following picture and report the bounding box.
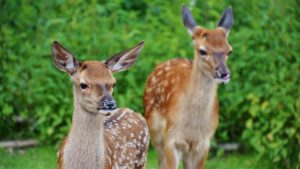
[101,99,117,110]
[220,72,230,78]
[216,66,230,79]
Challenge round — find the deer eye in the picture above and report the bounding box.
[199,49,208,56]
[80,83,88,89]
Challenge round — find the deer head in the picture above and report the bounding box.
[52,41,144,115]
[182,5,234,84]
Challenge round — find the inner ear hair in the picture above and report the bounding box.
[105,41,144,73]
[217,7,234,34]
[51,41,79,75]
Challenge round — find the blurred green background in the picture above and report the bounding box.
[1,0,299,168]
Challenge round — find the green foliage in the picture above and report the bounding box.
[0,146,270,169]
[0,0,299,168]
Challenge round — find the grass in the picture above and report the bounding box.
[0,146,269,169]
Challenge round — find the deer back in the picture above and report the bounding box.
[104,108,149,169]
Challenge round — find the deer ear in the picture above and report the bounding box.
[51,41,79,75]
[217,7,234,35]
[105,41,144,73]
[182,4,197,36]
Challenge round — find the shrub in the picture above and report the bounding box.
[0,0,299,168]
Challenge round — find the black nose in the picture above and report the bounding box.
[216,67,230,79]
[102,99,117,110]
[220,72,229,78]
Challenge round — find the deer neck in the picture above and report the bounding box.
[63,86,105,169]
[182,55,217,117]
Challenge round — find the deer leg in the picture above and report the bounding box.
[195,150,208,169]
[182,149,209,169]
[164,142,181,169]
[183,153,193,169]
[156,145,166,169]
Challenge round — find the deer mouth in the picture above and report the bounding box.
[215,73,230,84]
[97,98,117,116]
[97,107,117,116]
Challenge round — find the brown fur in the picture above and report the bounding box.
[144,27,231,169]
[57,138,67,169]
[103,109,149,169]
[58,109,149,169]
[52,41,149,169]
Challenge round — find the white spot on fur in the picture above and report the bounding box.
[166,93,171,101]
[181,63,190,67]
[80,78,86,84]
[199,45,206,51]
[151,76,157,84]
[157,70,163,76]
[165,66,171,71]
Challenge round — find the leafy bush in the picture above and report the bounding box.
[0,0,299,168]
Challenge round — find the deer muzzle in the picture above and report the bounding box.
[215,65,231,84]
[98,96,117,116]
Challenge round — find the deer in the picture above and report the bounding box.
[143,4,234,169]
[51,41,150,169]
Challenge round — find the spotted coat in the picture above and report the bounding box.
[57,108,149,169]
[104,108,149,169]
